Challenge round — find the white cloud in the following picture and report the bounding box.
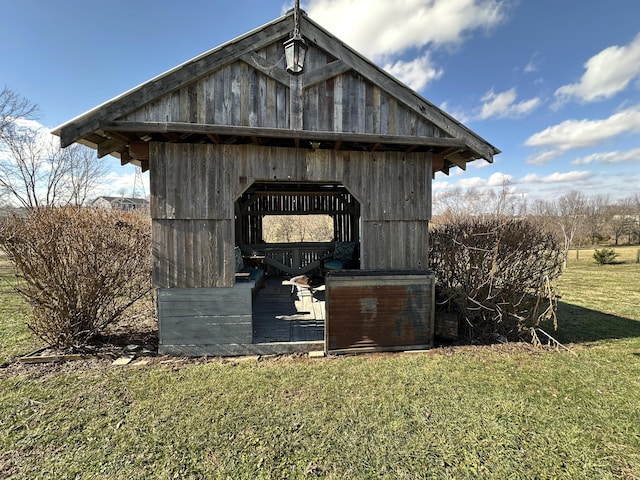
[439,101,471,123]
[384,54,443,91]
[435,168,635,204]
[526,150,561,166]
[519,170,592,184]
[447,171,511,188]
[306,0,508,60]
[478,88,540,119]
[571,147,640,166]
[524,52,540,73]
[524,104,640,164]
[470,158,493,169]
[555,33,640,104]
[458,176,488,188]
[487,172,513,186]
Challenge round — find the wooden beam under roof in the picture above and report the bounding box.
[102,121,469,150]
[446,152,467,171]
[162,132,181,142]
[97,138,126,158]
[129,141,150,161]
[432,153,446,174]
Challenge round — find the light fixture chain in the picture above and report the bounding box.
[293,0,301,38]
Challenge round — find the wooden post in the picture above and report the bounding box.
[290,74,304,130]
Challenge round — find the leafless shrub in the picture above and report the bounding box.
[430,218,563,343]
[0,207,152,350]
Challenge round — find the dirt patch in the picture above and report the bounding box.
[1,296,159,376]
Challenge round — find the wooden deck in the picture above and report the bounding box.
[252,276,325,344]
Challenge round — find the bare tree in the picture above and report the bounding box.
[433,180,524,225]
[0,125,63,208]
[607,196,637,245]
[63,143,109,206]
[0,89,107,208]
[0,86,38,141]
[531,191,586,266]
[262,215,333,243]
[634,194,640,244]
[551,190,586,265]
[263,215,297,243]
[582,194,609,245]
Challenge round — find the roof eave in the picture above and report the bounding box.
[51,12,293,147]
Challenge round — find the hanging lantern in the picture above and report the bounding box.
[284,0,307,74]
[284,36,307,75]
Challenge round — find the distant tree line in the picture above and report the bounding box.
[434,185,640,256]
[262,214,334,243]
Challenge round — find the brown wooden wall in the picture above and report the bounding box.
[150,143,432,288]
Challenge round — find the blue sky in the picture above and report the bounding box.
[1,0,639,202]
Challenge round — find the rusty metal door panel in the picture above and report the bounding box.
[325,271,435,354]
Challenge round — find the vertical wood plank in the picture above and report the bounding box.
[230,62,242,125]
[205,74,216,124]
[333,75,343,132]
[379,91,389,135]
[304,84,318,131]
[388,97,398,136]
[326,78,334,132]
[266,77,276,128]
[317,80,328,131]
[221,65,232,124]
[365,81,374,133]
[149,143,164,218]
[249,68,264,127]
[276,81,288,128]
[240,61,250,126]
[290,75,303,130]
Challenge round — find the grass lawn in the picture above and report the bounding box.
[0,253,43,364]
[1,247,639,479]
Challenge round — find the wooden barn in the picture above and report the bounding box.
[53,6,499,356]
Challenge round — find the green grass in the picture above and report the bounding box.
[1,248,640,479]
[0,254,43,364]
[553,245,640,345]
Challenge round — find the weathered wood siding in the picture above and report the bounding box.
[119,41,450,139]
[121,59,290,129]
[361,220,430,270]
[152,220,233,289]
[302,68,443,137]
[150,143,432,288]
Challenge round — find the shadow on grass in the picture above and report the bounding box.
[543,301,640,344]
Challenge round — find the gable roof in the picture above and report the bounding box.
[52,9,499,174]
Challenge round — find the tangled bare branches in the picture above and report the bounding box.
[430,218,564,343]
[0,207,152,350]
